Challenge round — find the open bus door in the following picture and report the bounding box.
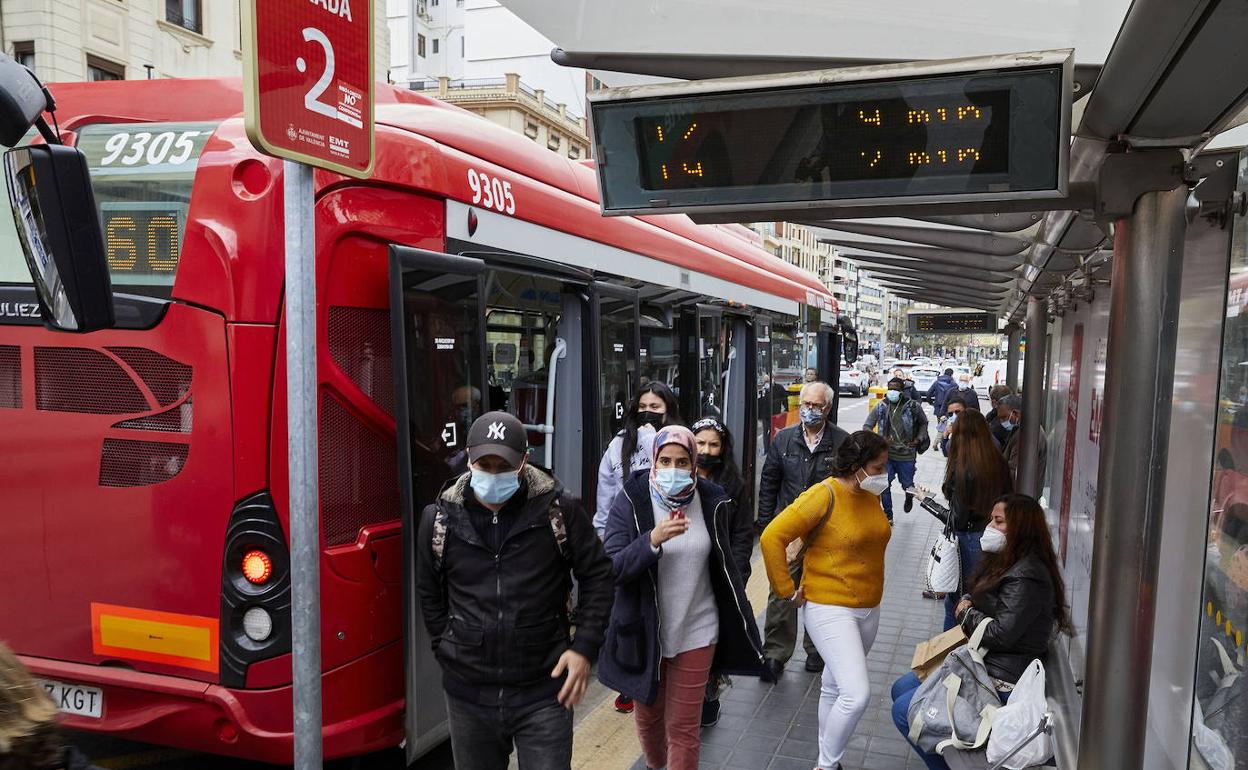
[389,247,487,761]
[390,245,595,761]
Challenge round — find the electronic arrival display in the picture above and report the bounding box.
[589,51,1071,215]
[908,312,998,335]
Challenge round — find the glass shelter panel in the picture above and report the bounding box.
[1192,186,1248,768]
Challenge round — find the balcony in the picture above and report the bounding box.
[414,73,589,139]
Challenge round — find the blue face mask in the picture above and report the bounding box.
[947,412,959,427]
[471,468,522,505]
[886,389,901,403]
[1001,419,1016,431]
[799,405,825,427]
[653,467,693,497]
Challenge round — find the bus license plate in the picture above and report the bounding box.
[41,679,103,718]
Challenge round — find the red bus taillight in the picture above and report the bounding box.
[241,550,272,585]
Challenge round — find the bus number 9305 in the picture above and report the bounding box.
[467,169,516,215]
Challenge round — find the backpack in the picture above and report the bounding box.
[430,493,570,573]
[907,619,1002,754]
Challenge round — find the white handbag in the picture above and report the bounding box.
[925,523,962,594]
[986,659,1053,769]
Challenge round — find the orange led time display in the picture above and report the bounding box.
[636,88,1011,191]
[907,312,998,335]
[589,61,1067,214]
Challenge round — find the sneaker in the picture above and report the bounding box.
[804,651,825,673]
[700,697,720,727]
[614,694,634,714]
[904,493,914,513]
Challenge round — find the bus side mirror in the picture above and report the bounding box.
[837,315,859,365]
[5,144,114,331]
[0,53,51,146]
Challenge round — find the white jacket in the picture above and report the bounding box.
[593,424,656,535]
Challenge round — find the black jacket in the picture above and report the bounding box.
[958,553,1056,683]
[416,465,614,706]
[921,462,1014,532]
[757,422,850,529]
[707,469,754,581]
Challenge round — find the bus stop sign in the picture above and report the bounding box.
[242,0,374,178]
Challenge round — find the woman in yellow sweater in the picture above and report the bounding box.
[760,431,892,770]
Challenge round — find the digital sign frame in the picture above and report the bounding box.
[589,50,1072,216]
[908,311,999,335]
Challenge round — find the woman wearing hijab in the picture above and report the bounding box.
[598,425,765,770]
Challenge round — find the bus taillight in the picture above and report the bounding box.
[241,550,272,584]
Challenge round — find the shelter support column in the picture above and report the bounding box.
[1016,302,1047,496]
[1005,323,1022,391]
[1077,186,1188,770]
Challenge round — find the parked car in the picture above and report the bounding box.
[910,367,941,400]
[972,359,1024,397]
[839,364,868,397]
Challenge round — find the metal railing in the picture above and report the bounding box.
[165,1,201,34]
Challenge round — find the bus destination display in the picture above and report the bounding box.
[908,311,998,334]
[589,51,1070,215]
[101,202,186,286]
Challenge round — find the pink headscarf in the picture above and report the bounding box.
[650,424,698,512]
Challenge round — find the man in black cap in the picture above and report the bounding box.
[416,411,613,770]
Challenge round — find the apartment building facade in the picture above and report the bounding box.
[3,1,388,83]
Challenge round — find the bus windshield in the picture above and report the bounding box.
[0,121,218,297]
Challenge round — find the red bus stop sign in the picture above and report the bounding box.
[242,0,374,178]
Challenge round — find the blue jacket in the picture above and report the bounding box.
[597,471,765,705]
[928,374,958,417]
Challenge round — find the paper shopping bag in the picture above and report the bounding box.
[910,625,967,680]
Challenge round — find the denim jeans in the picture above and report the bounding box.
[446,693,573,770]
[881,458,917,519]
[943,531,984,631]
[891,672,1012,770]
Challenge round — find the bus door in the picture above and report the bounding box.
[588,282,640,503]
[389,246,585,762]
[679,305,726,421]
[723,313,758,508]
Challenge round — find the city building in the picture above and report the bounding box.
[411,73,590,159]
[388,0,638,156]
[4,1,388,82]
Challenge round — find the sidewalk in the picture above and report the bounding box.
[626,447,951,770]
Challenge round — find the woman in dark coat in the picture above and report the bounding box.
[598,425,764,770]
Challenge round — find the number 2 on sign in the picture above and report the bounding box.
[467,169,516,215]
[297,27,363,129]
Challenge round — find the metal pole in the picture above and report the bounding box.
[1005,323,1021,391]
[1016,300,1048,496]
[1077,186,1187,770]
[284,159,322,770]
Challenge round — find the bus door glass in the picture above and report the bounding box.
[483,271,567,462]
[755,316,776,453]
[591,284,640,462]
[641,307,679,390]
[697,308,725,419]
[389,246,489,762]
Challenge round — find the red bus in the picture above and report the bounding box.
[0,77,841,763]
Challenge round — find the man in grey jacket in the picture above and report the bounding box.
[756,381,849,678]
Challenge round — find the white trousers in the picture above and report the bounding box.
[801,602,881,769]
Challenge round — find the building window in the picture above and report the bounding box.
[461,36,465,57]
[12,42,34,72]
[431,0,438,5]
[418,34,426,58]
[547,133,561,151]
[568,145,581,160]
[524,122,539,140]
[86,55,124,81]
[432,39,439,54]
[457,0,464,5]
[165,0,202,35]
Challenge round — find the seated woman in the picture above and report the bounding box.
[891,494,1071,770]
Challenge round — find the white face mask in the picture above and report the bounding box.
[980,526,1007,553]
[856,468,889,496]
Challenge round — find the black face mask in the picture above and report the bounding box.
[698,453,723,470]
[637,411,665,428]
